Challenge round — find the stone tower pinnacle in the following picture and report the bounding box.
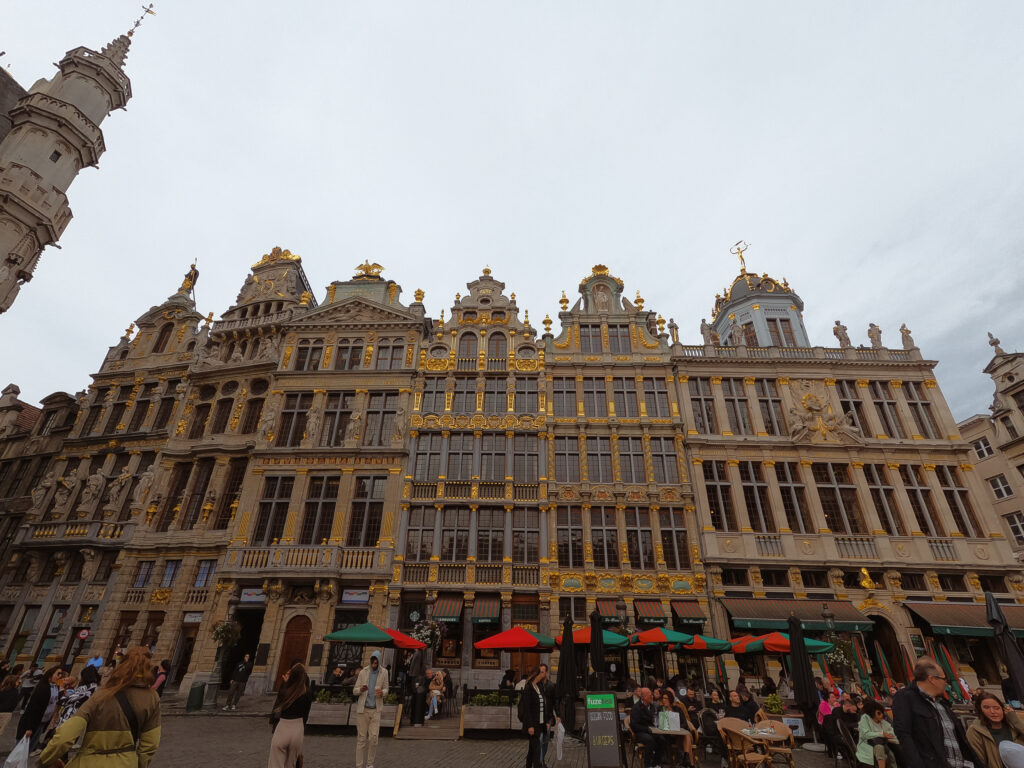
[0,28,136,314]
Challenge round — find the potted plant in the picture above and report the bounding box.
[763,693,784,715]
[464,691,520,731]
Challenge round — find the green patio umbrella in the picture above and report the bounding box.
[323,621,393,645]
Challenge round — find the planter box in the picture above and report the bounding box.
[463,704,513,730]
[307,702,352,726]
[379,704,400,728]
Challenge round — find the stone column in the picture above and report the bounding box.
[233,468,266,544]
[676,375,696,436]
[330,469,356,544]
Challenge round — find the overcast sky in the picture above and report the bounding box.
[3,1,1022,421]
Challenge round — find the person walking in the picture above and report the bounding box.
[0,674,20,734]
[39,646,161,767]
[224,653,253,711]
[536,664,559,766]
[17,665,63,753]
[967,691,1024,768]
[354,650,388,768]
[19,664,40,710]
[893,655,980,768]
[151,660,170,698]
[519,667,547,768]
[39,666,100,756]
[267,662,312,768]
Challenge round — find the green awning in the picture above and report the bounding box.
[906,602,1024,638]
[722,598,874,631]
[431,595,464,623]
[472,595,501,624]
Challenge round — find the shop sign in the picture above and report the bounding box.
[240,588,266,603]
[183,612,204,625]
[341,589,370,604]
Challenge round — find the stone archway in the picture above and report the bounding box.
[865,613,905,685]
[275,614,312,690]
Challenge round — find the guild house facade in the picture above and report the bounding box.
[1,250,1022,696]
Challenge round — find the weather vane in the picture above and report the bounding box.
[730,240,750,273]
[128,4,157,37]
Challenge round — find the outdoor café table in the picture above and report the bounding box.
[737,724,790,746]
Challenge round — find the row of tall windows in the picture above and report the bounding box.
[404,506,539,563]
[412,433,538,482]
[551,435,678,484]
[550,377,673,419]
[555,505,690,570]
[292,338,405,371]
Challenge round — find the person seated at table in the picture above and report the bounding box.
[724,689,759,722]
[857,699,899,768]
[679,687,701,722]
[340,665,359,688]
[660,689,697,767]
[629,687,662,768]
[818,691,839,726]
[326,666,346,690]
[839,694,862,735]
[777,672,792,699]
[708,689,726,718]
[426,670,445,719]
[761,676,777,697]
[499,669,517,690]
[967,691,1024,768]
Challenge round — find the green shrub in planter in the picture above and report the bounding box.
[763,693,784,715]
[384,692,400,705]
[315,688,332,704]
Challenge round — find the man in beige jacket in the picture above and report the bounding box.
[354,650,388,768]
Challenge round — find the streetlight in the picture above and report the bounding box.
[822,603,836,633]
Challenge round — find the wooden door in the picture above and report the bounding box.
[275,615,312,690]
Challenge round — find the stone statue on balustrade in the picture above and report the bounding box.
[76,469,107,517]
[833,320,851,348]
[29,471,55,514]
[51,474,79,518]
[899,323,916,350]
[102,467,133,517]
[131,466,154,510]
[867,323,883,349]
[700,319,714,345]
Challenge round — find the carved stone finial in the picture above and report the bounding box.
[414,288,424,302]
[559,291,569,311]
[656,314,666,334]
[482,266,491,276]
[542,314,552,334]
[635,291,644,311]
[989,332,1005,355]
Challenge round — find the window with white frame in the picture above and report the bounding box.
[990,474,1014,500]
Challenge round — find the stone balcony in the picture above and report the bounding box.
[398,560,540,587]
[703,529,1012,568]
[221,544,391,578]
[673,344,921,362]
[20,519,134,548]
[408,481,541,503]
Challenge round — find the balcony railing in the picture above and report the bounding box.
[445,482,472,499]
[512,566,539,585]
[835,536,879,559]
[184,588,210,605]
[411,483,435,500]
[397,561,538,587]
[479,482,506,499]
[25,520,132,545]
[403,563,430,583]
[674,344,920,362]
[124,588,146,605]
[232,545,384,574]
[754,535,783,557]
[407,481,540,502]
[438,564,465,583]
[928,538,959,561]
[476,564,503,584]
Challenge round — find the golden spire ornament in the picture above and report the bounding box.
[559,291,569,311]
[543,314,552,334]
[730,240,750,273]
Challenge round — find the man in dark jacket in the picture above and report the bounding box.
[222,652,252,711]
[519,667,546,768]
[893,656,979,768]
[629,687,661,768]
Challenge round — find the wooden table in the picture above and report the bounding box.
[736,726,790,745]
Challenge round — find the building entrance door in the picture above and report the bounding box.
[275,615,312,690]
[866,614,906,685]
[171,625,198,686]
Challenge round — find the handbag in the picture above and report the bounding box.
[2,735,30,768]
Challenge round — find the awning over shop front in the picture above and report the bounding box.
[634,599,668,625]
[431,595,464,623]
[472,595,501,624]
[596,598,619,623]
[722,598,874,631]
[906,602,1024,638]
[671,600,707,625]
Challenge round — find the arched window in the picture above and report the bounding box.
[457,333,478,371]
[487,333,507,370]
[153,323,174,353]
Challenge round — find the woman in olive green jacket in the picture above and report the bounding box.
[967,691,1024,768]
[39,646,161,768]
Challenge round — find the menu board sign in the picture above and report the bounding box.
[585,692,622,768]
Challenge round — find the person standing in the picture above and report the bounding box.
[39,666,100,762]
[224,653,253,711]
[407,647,427,727]
[519,667,547,768]
[151,660,170,698]
[966,691,1024,768]
[17,665,63,752]
[39,646,161,767]
[85,653,103,669]
[537,664,559,766]
[19,664,40,710]
[0,675,20,734]
[354,650,388,768]
[267,662,312,768]
[893,656,980,768]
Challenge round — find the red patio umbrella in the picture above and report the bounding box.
[473,626,555,650]
[900,645,916,681]
[554,626,629,648]
[629,627,695,646]
[677,634,732,654]
[384,627,426,650]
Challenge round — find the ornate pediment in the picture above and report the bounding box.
[289,297,421,329]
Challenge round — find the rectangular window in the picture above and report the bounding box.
[513,435,539,482]
[649,437,678,484]
[624,507,654,569]
[188,403,211,440]
[103,401,126,436]
[515,378,538,412]
[554,436,580,483]
[903,381,939,438]
[133,560,155,589]
[239,398,264,434]
[37,409,59,436]
[937,466,982,538]
[722,378,753,435]
[612,377,639,418]
[414,433,443,481]
[157,462,193,532]
[643,378,670,418]
[766,317,797,347]
[703,461,736,531]
[180,458,215,530]
[899,465,943,536]
[990,474,1014,500]
[580,324,602,354]
[209,398,232,434]
[739,461,775,532]
[81,405,104,436]
[689,378,717,434]
[586,436,613,483]
[742,323,759,348]
[1001,416,1019,440]
[374,338,405,370]
[755,379,786,436]
[213,458,248,530]
[552,378,576,418]
[152,398,175,431]
[618,436,646,484]
[320,391,355,447]
[590,506,619,569]
[869,381,905,438]
[276,392,313,448]
[582,378,608,417]
[836,380,867,436]
[294,339,324,371]
[252,476,294,545]
[480,433,506,482]
[659,509,690,570]
[864,464,906,536]
[451,379,475,413]
[405,506,436,562]
[483,377,505,414]
[972,437,994,460]
[560,596,588,624]
[127,400,150,432]
[362,391,399,446]
[194,559,216,588]
[557,506,584,567]
[299,475,339,545]
[160,559,181,588]
[511,508,539,563]
[334,338,363,370]
[440,507,471,561]
[346,476,386,547]
[608,324,631,354]
[939,573,965,592]
[812,463,865,534]
[475,507,504,562]
[446,432,474,481]
[1005,512,1024,546]
[420,377,445,413]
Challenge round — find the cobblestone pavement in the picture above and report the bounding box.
[0,710,837,768]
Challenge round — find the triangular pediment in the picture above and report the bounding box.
[289,297,421,328]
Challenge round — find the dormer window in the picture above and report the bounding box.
[463,311,478,322]
[491,310,505,321]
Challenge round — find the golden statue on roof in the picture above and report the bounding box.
[252,247,301,269]
[354,261,385,279]
[730,240,750,273]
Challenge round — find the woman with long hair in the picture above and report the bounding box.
[39,646,161,767]
[0,674,20,734]
[268,661,312,768]
[518,666,545,768]
[967,690,1024,767]
[41,665,101,749]
[17,665,63,752]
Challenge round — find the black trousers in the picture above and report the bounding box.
[525,728,544,768]
[635,731,660,768]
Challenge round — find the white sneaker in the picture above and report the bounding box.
[222,706,230,711]
[230,706,237,711]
